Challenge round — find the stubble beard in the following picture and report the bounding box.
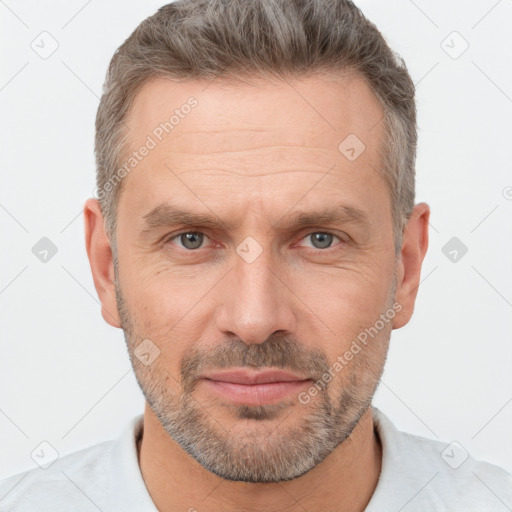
[114,273,395,483]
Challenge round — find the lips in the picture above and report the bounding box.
[201,369,310,385]
[199,368,313,405]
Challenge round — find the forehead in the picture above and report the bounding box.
[124,72,384,155]
[119,72,389,226]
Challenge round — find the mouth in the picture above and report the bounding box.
[199,368,313,405]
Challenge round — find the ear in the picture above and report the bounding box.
[392,202,430,329]
[83,198,121,328]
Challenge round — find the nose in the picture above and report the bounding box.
[215,243,297,345]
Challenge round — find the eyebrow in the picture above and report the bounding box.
[141,202,371,233]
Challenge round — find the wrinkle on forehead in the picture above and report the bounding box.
[118,73,389,230]
[123,72,385,160]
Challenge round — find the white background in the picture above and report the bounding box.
[1,0,511,481]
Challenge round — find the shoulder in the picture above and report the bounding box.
[368,407,512,511]
[0,413,148,512]
[0,440,114,512]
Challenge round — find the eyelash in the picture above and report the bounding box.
[162,230,346,252]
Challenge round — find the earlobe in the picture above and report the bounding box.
[391,202,430,330]
[83,198,122,328]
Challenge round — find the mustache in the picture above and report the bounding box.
[181,335,330,393]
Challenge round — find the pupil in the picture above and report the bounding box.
[181,232,203,249]
[312,232,332,249]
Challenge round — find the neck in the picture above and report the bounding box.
[138,404,382,512]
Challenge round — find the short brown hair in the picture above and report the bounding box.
[95,0,417,256]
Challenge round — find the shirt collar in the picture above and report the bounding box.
[110,407,413,511]
[106,413,158,511]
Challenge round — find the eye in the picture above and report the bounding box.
[298,231,343,250]
[167,231,209,250]
[163,230,345,253]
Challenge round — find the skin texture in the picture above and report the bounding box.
[84,72,429,512]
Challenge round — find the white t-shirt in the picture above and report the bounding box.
[1,407,511,511]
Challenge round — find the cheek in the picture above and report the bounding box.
[297,265,393,365]
[307,265,392,323]
[122,268,214,361]
[123,257,199,313]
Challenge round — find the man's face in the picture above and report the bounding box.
[114,73,399,482]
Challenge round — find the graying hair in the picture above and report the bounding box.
[95,0,417,258]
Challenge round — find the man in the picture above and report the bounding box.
[1,0,511,510]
